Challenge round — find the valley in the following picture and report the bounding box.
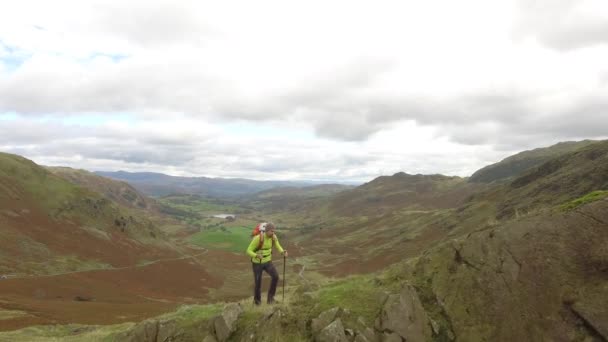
[0,140,607,341]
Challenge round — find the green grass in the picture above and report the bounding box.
[0,323,134,342]
[0,304,223,342]
[561,190,608,211]
[190,226,252,253]
[306,276,386,324]
[155,304,223,325]
[158,196,238,215]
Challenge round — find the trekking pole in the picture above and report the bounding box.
[282,253,286,302]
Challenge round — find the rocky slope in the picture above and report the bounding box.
[1,139,607,341]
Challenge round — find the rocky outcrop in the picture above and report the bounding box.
[312,307,344,334]
[414,199,608,341]
[211,303,243,342]
[375,285,432,342]
[317,318,348,342]
[571,299,608,340]
[118,319,181,342]
[122,320,158,342]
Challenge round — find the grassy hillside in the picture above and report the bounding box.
[469,140,598,183]
[1,139,607,340]
[0,152,179,275]
[329,173,482,216]
[48,167,160,212]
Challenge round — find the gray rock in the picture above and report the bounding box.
[361,327,379,342]
[345,328,355,342]
[356,316,367,327]
[430,318,440,335]
[317,318,348,342]
[377,286,431,342]
[203,335,218,342]
[354,334,370,342]
[214,303,243,342]
[122,320,158,342]
[312,307,344,334]
[572,302,608,340]
[382,332,402,342]
[156,320,178,341]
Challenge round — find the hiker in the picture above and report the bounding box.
[246,222,288,305]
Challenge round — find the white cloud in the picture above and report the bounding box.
[1,0,607,180]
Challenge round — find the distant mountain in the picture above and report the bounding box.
[469,140,599,183]
[244,184,354,213]
[95,171,334,198]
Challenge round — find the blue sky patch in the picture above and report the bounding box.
[0,40,30,73]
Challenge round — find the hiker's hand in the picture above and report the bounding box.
[283,251,288,257]
[256,253,263,260]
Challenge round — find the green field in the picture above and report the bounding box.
[190,226,252,253]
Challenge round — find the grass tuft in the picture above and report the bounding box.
[561,190,608,211]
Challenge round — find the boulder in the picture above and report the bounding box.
[214,303,243,342]
[354,335,370,342]
[572,301,608,340]
[344,329,355,342]
[377,286,431,342]
[382,332,403,342]
[360,327,379,342]
[317,318,348,342]
[156,320,178,341]
[312,307,344,334]
[122,320,158,342]
[202,335,218,342]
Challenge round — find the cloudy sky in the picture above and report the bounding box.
[1,0,607,182]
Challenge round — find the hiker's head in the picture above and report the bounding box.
[265,222,276,236]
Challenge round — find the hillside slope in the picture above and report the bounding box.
[0,153,241,331]
[0,153,177,276]
[469,140,598,183]
[48,167,160,212]
[329,173,482,216]
[410,195,608,341]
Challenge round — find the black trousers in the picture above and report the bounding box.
[252,261,279,304]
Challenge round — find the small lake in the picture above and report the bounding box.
[212,214,236,219]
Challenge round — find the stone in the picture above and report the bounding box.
[345,328,356,342]
[157,320,178,341]
[377,286,432,342]
[354,334,370,342]
[361,327,379,342]
[312,307,344,334]
[572,301,608,340]
[382,332,403,342]
[203,335,218,342]
[123,320,158,342]
[214,303,243,342]
[430,318,440,335]
[317,318,348,342]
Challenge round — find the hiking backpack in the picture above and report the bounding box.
[252,222,275,251]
